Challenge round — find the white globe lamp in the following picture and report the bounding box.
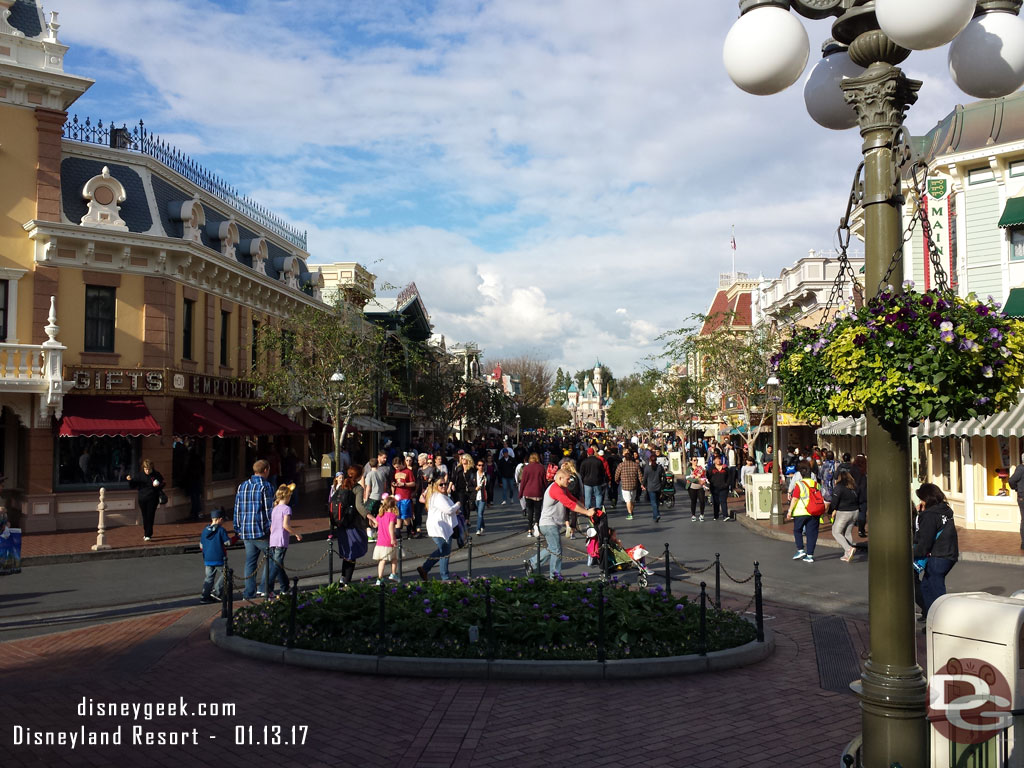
[804,46,865,130]
[875,0,975,51]
[949,11,1024,99]
[723,6,809,96]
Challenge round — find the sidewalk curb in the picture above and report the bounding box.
[209,618,775,679]
[734,513,1024,565]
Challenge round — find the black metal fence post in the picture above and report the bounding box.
[220,564,229,619]
[754,561,764,643]
[597,580,606,663]
[536,534,542,578]
[602,538,611,581]
[663,542,671,595]
[377,579,387,655]
[715,553,721,609]
[467,537,473,579]
[327,527,335,584]
[397,537,404,584]
[286,577,299,648]
[484,580,494,661]
[262,551,270,597]
[699,581,708,656]
[224,566,234,635]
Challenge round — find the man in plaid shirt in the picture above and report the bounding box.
[614,449,644,521]
[234,459,274,598]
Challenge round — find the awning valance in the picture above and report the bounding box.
[173,399,248,438]
[59,396,162,438]
[816,393,1024,439]
[998,196,1024,228]
[816,416,867,437]
[253,406,306,436]
[216,401,286,436]
[351,415,396,432]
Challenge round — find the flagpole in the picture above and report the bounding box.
[730,225,736,281]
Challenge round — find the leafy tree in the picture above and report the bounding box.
[571,364,615,394]
[605,369,663,432]
[553,367,567,392]
[542,405,570,430]
[251,297,409,471]
[415,344,471,442]
[658,311,783,451]
[483,353,554,430]
[462,379,515,437]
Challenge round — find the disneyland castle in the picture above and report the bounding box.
[550,362,613,429]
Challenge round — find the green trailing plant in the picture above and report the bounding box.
[771,286,1024,425]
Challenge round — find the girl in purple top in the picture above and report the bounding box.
[268,484,302,597]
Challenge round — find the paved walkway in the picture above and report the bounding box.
[2,589,865,767]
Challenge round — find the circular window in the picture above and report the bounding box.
[92,185,115,205]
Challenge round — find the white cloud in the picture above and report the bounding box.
[58,1,973,375]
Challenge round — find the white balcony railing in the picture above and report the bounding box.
[0,297,67,419]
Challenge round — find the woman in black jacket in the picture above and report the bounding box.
[828,470,860,562]
[126,458,164,542]
[913,483,959,620]
[707,456,732,521]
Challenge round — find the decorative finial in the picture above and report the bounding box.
[44,295,59,343]
[47,11,60,43]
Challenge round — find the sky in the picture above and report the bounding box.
[56,0,967,379]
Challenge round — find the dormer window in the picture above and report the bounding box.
[238,237,268,275]
[205,218,239,259]
[167,198,205,244]
[80,167,127,230]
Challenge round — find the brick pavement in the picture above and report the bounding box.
[2,591,867,767]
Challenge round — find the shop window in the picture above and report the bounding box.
[220,310,230,367]
[940,438,951,490]
[56,435,139,489]
[182,298,195,361]
[84,285,115,353]
[1012,229,1024,262]
[985,436,1013,496]
[211,437,238,481]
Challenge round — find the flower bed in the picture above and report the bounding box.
[232,577,757,660]
[772,288,1024,425]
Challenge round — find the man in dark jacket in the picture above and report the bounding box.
[641,453,665,523]
[578,447,607,511]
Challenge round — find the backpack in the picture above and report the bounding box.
[800,479,826,516]
[819,460,836,502]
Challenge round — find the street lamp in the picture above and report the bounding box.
[515,412,521,444]
[766,376,782,528]
[330,371,344,475]
[646,411,653,439]
[685,397,696,459]
[724,3,1024,766]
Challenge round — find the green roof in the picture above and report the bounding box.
[999,197,1024,229]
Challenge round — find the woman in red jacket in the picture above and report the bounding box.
[518,453,547,537]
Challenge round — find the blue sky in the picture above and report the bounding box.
[57,0,965,377]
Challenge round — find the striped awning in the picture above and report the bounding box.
[816,416,866,437]
[998,196,1024,228]
[817,392,1024,439]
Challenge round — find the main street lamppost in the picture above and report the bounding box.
[766,375,783,527]
[515,412,521,444]
[330,371,345,474]
[685,397,696,458]
[724,2,1024,765]
[646,411,654,440]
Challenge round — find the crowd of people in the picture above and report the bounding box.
[206,430,959,624]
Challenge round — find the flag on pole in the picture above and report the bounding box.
[730,233,736,251]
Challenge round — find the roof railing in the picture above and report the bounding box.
[62,116,307,250]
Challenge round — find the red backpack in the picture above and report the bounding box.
[800,479,826,516]
[545,463,558,483]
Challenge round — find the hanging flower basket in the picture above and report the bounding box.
[770,287,1024,426]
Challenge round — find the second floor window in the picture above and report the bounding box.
[1012,229,1024,262]
[84,285,115,353]
[182,298,195,360]
[0,279,7,341]
[220,310,230,367]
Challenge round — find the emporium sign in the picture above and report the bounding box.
[67,366,258,400]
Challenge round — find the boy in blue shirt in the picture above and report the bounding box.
[200,510,232,604]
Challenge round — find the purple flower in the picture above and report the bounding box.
[976,305,991,316]
[920,295,934,308]
[977,397,991,405]
[960,339,977,351]
[528,578,535,585]
[674,604,684,611]
[885,313,899,324]
[983,366,994,378]
[853,334,867,347]
[989,328,1003,341]
[423,598,430,605]
[896,322,909,332]
[937,298,950,310]
[940,331,955,344]
[460,597,469,606]
[532,603,540,609]
[885,340,894,348]
[424,608,431,614]
[559,614,569,622]
[928,312,944,327]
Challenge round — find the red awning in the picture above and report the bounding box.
[173,399,249,438]
[59,396,162,438]
[217,401,287,435]
[253,406,306,435]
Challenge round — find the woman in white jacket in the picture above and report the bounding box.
[416,475,461,582]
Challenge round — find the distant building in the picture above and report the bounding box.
[553,362,612,429]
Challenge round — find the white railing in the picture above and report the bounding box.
[0,343,45,381]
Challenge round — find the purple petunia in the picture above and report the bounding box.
[976,305,991,316]
[990,328,1004,341]
[920,294,934,308]
[940,331,955,344]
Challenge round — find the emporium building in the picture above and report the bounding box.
[0,1,333,532]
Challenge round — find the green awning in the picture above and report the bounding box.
[998,197,1024,228]
[1004,287,1024,317]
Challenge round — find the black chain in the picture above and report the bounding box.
[822,162,866,321]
